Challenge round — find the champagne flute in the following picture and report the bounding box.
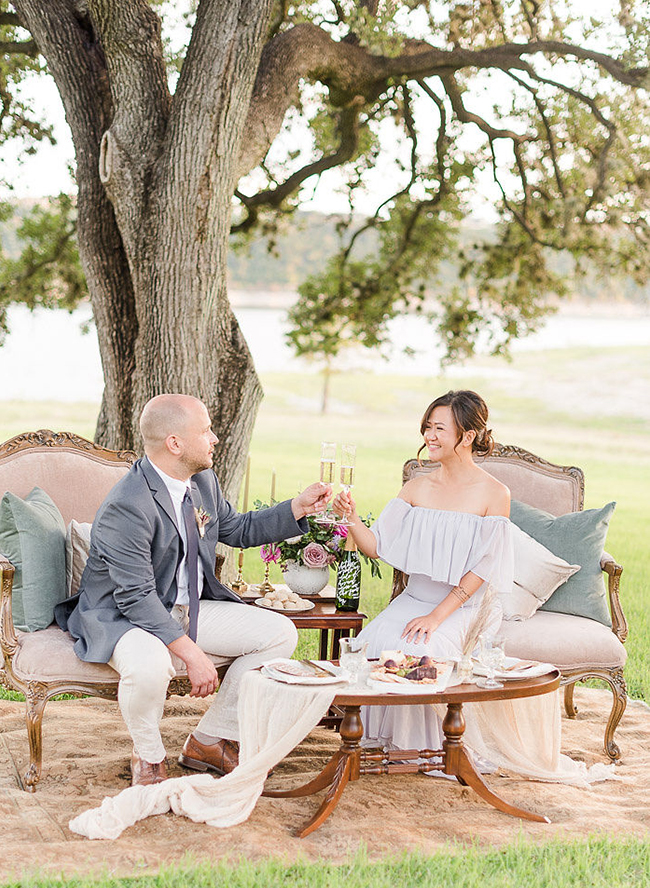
[338,443,356,526]
[316,442,337,523]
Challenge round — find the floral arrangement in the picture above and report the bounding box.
[257,505,381,577]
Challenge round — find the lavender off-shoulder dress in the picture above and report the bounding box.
[357,498,513,755]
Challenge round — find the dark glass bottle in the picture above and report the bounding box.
[335,534,361,611]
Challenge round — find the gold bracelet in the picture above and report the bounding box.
[451,583,470,603]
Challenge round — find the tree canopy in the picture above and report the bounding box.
[0,1,648,471]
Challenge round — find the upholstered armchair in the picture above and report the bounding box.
[392,444,627,761]
[0,430,231,791]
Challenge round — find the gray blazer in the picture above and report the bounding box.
[55,457,307,663]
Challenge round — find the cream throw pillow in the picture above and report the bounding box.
[65,520,92,597]
[501,525,581,620]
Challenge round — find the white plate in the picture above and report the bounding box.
[367,661,454,695]
[255,598,315,613]
[471,657,554,680]
[261,658,349,685]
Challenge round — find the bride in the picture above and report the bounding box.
[333,390,613,784]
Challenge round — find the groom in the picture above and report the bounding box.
[55,393,331,786]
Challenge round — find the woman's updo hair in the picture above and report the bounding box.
[417,390,495,459]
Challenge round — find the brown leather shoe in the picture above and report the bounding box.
[178,734,239,776]
[131,750,167,786]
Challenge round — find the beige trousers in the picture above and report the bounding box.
[108,600,298,763]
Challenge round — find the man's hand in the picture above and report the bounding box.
[291,481,332,520]
[168,635,220,697]
[185,650,220,697]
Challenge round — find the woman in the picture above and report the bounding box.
[333,389,513,758]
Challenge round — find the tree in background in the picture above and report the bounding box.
[0,1,647,494]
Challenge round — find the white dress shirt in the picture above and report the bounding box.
[148,460,204,606]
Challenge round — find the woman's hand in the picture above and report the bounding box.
[332,489,356,521]
[401,613,441,645]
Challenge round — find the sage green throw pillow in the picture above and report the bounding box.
[0,487,67,631]
[509,499,615,627]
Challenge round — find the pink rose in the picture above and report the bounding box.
[333,525,348,539]
[302,542,331,568]
[260,544,281,564]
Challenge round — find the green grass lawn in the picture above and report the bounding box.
[4,838,650,888]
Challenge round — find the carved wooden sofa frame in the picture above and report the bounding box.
[392,444,627,761]
[0,430,231,792]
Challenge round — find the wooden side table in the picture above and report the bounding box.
[286,601,367,659]
[242,586,366,660]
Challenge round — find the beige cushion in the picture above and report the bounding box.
[500,611,627,671]
[13,627,233,684]
[65,520,92,597]
[501,525,581,620]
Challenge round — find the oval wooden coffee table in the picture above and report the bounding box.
[263,669,561,837]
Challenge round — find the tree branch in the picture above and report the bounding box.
[441,72,528,142]
[506,70,565,200]
[239,22,647,182]
[170,0,273,187]
[237,99,363,211]
[0,38,37,54]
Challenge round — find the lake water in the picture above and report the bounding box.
[1,299,649,401]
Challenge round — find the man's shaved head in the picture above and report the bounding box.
[140,394,205,451]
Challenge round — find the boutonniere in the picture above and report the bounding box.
[194,506,211,538]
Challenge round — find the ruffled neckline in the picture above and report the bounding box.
[390,498,509,522]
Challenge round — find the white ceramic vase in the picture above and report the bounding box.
[282,562,330,596]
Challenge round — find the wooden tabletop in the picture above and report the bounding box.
[240,589,366,628]
[332,669,561,706]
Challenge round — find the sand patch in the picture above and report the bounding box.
[0,688,648,878]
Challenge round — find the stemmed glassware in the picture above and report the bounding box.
[475,634,506,689]
[315,442,337,524]
[339,637,369,688]
[316,442,356,526]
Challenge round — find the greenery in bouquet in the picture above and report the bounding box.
[255,501,381,578]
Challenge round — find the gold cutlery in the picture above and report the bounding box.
[300,659,336,677]
[504,660,538,672]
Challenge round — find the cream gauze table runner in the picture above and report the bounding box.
[69,672,617,840]
[69,671,339,840]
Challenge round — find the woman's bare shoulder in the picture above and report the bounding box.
[482,472,511,517]
[397,474,431,504]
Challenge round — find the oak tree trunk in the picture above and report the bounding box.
[13,0,272,506]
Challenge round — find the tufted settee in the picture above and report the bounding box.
[0,430,232,791]
[392,444,627,761]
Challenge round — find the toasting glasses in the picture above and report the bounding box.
[316,441,356,525]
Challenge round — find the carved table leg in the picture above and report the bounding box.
[442,702,550,824]
[24,683,48,792]
[264,704,363,837]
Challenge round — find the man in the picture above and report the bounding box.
[55,394,331,786]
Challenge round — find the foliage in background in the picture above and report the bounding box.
[0,0,648,391]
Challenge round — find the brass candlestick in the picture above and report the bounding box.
[230,549,248,594]
[258,560,275,594]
